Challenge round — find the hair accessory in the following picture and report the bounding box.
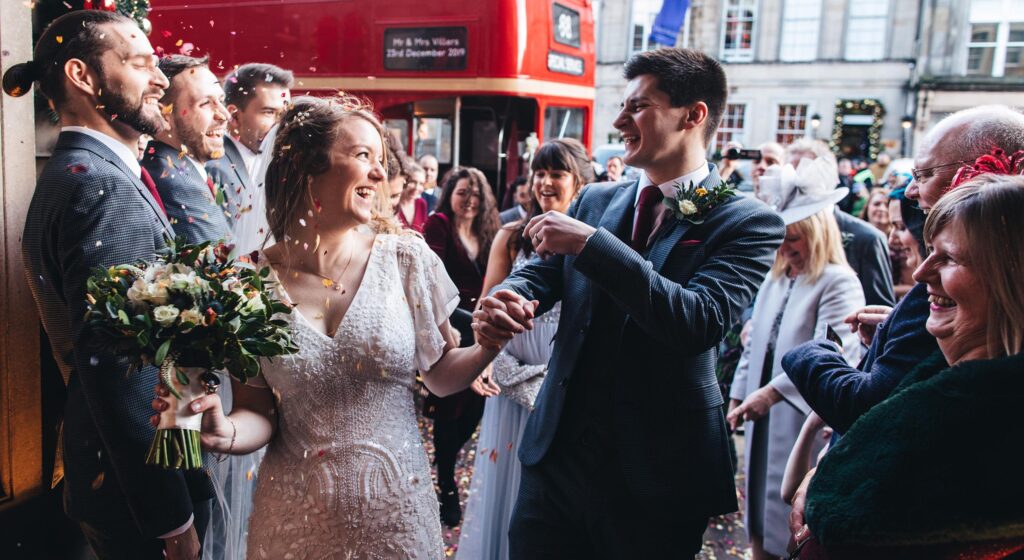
[2,60,38,98]
[949,148,1024,190]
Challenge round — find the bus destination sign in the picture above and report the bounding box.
[384,27,468,71]
[547,51,584,76]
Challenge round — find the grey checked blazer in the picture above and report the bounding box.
[142,140,231,245]
[22,131,212,538]
[205,135,254,228]
[498,165,785,517]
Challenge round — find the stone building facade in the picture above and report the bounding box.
[593,0,1023,159]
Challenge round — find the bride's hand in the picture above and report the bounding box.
[151,384,236,453]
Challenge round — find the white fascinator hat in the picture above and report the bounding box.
[758,158,847,225]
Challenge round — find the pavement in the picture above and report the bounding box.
[418,408,751,559]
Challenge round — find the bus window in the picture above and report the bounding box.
[384,119,410,152]
[543,106,585,142]
[414,117,453,164]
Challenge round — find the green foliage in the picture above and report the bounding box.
[84,237,298,384]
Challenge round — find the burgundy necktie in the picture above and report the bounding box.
[139,167,167,217]
[631,185,663,252]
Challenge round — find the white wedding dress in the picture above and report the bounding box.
[246,232,459,559]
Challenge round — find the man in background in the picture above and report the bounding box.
[419,154,440,211]
[143,55,231,244]
[207,63,293,229]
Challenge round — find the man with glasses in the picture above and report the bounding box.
[907,105,1024,212]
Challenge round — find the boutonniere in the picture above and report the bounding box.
[662,180,736,225]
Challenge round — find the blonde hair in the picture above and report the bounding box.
[771,208,849,282]
[924,175,1024,357]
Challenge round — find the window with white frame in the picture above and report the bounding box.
[845,0,889,60]
[967,0,1024,77]
[721,0,757,62]
[779,0,821,61]
[629,0,665,54]
[715,104,748,152]
[776,104,809,145]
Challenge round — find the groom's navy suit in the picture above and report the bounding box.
[22,131,213,555]
[500,166,785,557]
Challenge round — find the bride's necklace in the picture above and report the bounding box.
[314,245,355,294]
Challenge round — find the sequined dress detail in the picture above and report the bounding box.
[247,233,460,559]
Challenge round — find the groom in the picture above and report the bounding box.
[474,48,785,557]
[8,11,211,559]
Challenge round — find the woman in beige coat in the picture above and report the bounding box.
[727,160,865,559]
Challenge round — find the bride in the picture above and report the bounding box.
[154,96,527,558]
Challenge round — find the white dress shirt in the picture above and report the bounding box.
[633,161,710,246]
[61,126,141,177]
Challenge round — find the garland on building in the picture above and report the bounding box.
[829,98,885,161]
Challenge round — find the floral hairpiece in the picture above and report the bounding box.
[949,148,1024,190]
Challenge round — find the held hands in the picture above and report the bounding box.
[843,305,893,347]
[151,384,234,453]
[472,290,537,351]
[523,211,596,260]
[726,385,783,431]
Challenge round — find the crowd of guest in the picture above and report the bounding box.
[4,11,1024,558]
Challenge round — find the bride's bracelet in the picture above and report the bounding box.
[216,417,237,462]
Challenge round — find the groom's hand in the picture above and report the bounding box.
[523,211,595,259]
[473,290,536,350]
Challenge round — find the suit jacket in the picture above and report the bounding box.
[22,131,212,537]
[499,205,525,225]
[142,140,231,245]
[782,282,940,435]
[498,166,785,517]
[834,209,895,307]
[205,135,254,229]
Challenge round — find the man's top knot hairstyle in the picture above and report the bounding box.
[157,54,211,103]
[2,10,131,103]
[223,63,294,109]
[623,47,728,147]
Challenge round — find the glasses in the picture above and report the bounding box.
[910,160,973,182]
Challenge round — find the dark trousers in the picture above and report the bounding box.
[433,395,486,493]
[509,432,708,559]
[80,499,211,559]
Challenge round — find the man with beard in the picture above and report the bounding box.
[4,11,210,560]
[143,55,231,244]
[207,63,292,238]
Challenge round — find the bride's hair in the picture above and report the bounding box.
[264,94,401,246]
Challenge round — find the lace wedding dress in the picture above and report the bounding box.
[457,252,561,560]
[247,233,459,559]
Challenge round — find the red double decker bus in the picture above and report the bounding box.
[148,0,596,193]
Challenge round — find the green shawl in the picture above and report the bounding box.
[806,350,1024,547]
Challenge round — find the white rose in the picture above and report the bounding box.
[144,281,170,304]
[179,307,203,325]
[221,277,242,293]
[242,293,266,314]
[679,199,698,216]
[126,279,147,302]
[169,272,195,290]
[153,305,180,327]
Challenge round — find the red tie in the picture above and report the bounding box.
[139,167,167,216]
[631,185,663,252]
[206,176,217,199]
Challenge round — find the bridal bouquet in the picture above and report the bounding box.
[84,239,297,469]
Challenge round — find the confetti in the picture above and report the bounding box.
[95,240,102,247]
[91,472,105,490]
[55,36,63,44]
